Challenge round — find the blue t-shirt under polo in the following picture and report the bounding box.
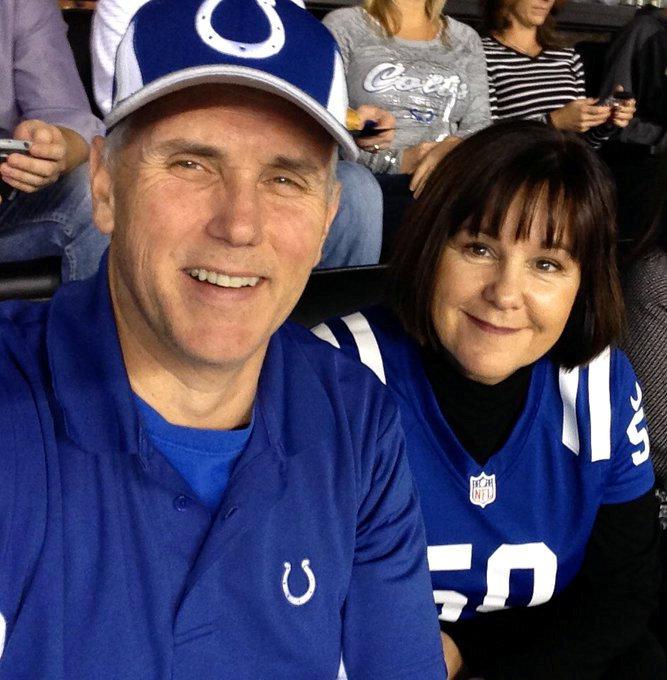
[134,395,253,509]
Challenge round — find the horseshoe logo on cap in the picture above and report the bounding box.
[196,0,286,59]
[282,559,316,606]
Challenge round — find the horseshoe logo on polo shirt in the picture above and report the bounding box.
[196,0,286,59]
[282,559,316,606]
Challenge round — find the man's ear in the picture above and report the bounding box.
[90,136,115,236]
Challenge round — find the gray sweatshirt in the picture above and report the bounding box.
[323,7,491,173]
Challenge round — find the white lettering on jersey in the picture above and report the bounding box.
[428,543,558,621]
[0,612,5,659]
[477,543,557,613]
[559,366,580,454]
[428,544,472,622]
[627,382,650,466]
[196,0,285,59]
[341,313,386,384]
[588,348,611,461]
[282,559,316,606]
[363,63,464,100]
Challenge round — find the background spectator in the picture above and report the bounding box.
[482,0,635,149]
[621,145,667,664]
[0,0,108,281]
[323,0,491,248]
[599,5,666,247]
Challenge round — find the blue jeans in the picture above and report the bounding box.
[317,160,382,269]
[0,163,109,282]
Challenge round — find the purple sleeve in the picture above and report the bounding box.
[13,0,105,142]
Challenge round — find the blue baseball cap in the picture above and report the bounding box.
[102,0,357,159]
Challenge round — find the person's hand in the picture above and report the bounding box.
[548,98,611,133]
[400,141,438,175]
[354,105,396,152]
[441,632,464,679]
[410,137,462,198]
[609,86,636,129]
[0,120,67,194]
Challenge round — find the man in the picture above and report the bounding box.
[92,0,390,270]
[0,0,445,678]
[0,0,109,280]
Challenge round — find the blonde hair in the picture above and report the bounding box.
[363,0,447,37]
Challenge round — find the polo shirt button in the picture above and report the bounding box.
[173,495,190,512]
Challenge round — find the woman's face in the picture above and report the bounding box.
[504,0,556,29]
[430,197,581,384]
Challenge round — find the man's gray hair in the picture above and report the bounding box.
[102,117,135,168]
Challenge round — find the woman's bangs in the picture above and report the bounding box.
[457,176,575,256]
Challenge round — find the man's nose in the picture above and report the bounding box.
[205,180,262,247]
[483,262,525,310]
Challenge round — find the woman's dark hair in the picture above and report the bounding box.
[481,0,566,49]
[389,120,624,369]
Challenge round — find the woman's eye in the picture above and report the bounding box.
[535,259,562,272]
[465,242,490,257]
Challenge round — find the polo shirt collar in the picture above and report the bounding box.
[47,253,141,455]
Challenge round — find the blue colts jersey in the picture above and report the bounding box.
[314,307,655,623]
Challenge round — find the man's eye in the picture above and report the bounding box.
[173,159,203,171]
[270,175,306,192]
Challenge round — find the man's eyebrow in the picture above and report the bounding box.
[270,155,325,177]
[152,139,224,159]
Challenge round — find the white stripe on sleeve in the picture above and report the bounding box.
[341,312,387,384]
[588,347,611,462]
[559,366,580,455]
[310,323,340,349]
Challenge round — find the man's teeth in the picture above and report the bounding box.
[188,269,260,288]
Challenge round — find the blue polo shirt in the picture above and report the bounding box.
[0,260,445,679]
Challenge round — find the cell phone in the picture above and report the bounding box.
[611,91,634,102]
[595,91,634,107]
[0,139,31,163]
[351,127,395,139]
[0,139,31,202]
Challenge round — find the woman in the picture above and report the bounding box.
[481,0,635,147]
[323,0,491,198]
[314,121,665,679]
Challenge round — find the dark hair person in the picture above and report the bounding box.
[621,150,667,655]
[481,0,635,149]
[315,121,665,678]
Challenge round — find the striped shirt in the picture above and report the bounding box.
[482,36,610,147]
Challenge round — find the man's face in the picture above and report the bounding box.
[92,86,339,374]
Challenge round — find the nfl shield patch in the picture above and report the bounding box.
[469,472,496,508]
